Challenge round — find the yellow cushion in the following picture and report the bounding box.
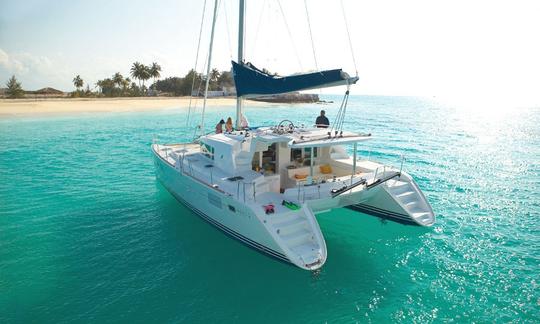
[319,165,332,174]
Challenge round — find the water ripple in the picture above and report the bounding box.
[0,96,538,322]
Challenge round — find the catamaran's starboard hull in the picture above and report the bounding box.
[152,148,292,265]
[345,203,419,225]
[286,174,434,227]
[344,175,435,226]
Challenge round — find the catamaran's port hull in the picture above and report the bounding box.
[152,148,292,265]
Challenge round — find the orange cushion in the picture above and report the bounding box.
[294,174,308,180]
[319,165,332,174]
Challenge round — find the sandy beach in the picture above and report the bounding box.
[0,97,260,118]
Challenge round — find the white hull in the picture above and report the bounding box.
[151,128,434,270]
[152,145,327,270]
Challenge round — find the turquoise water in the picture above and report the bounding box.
[1,96,539,323]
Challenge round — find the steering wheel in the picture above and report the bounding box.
[276,119,295,134]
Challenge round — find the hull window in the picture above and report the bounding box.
[208,193,222,209]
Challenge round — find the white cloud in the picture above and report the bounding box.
[0,48,72,90]
[0,49,8,66]
[0,48,28,74]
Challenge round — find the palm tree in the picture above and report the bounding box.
[130,62,144,88]
[112,72,123,88]
[141,65,151,89]
[121,77,130,95]
[73,75,84,90]
[149,62,161,88]
[210,68,220,90]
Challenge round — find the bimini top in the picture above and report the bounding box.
[232,61,358,97]
[288,131,372,148]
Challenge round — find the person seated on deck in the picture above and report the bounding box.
[225,117,234,132]
[240,113,249,129]
[215,119,225,134]
[315,110,329,128]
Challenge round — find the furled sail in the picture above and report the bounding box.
[232,61,358,97]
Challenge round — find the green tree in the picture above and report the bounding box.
[154,77,183,95]
[141,65,151,90]
[149,62,161,88]
[130,62,144,89]
[6,75,24,98]
[73,75,84,90]
[182,69,203,96]
[217,71,234,89]
[129,82,141,96]
[95,78,116,97]
[121,77,130,95]
[112,72,125,96]
[209,68,220,90]
[112,72,123,87]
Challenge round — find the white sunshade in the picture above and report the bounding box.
[288,134,372,148]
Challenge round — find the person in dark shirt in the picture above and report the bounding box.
[315,110,329,128]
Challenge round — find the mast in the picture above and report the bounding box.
[200,0,219,136]
[236,0,245,129]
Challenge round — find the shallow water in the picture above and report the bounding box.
[1,95,539,323]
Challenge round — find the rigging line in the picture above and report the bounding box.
[330,91,346,135]
[339,89,350,132]
[223,0,233,59]
[333,83,353,135]
[191,52,209,124]
[303,0,319,71]
[276,0,303,72]
[340,0,358,76]
[200,0,220,137]
[251,0,267,57]
[189,41,210,134]
[186,0,208,130]
[338,91,350,133]
[331,88,350,136]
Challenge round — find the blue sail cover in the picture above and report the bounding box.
[232,61,358,97]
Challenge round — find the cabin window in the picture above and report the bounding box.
[200,142,215,160]
[291,148,302,162]
[304,147,318,158]
[290,147,317,166]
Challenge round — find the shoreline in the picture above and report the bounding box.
[0,97,266,118]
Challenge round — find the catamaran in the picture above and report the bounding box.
[152,0,435,270]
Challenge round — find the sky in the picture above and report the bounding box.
[1,0,539,105]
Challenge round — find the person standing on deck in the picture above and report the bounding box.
[315,110,329,128]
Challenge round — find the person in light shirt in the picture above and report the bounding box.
[240,113,249,129]
[225,117,234,132]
